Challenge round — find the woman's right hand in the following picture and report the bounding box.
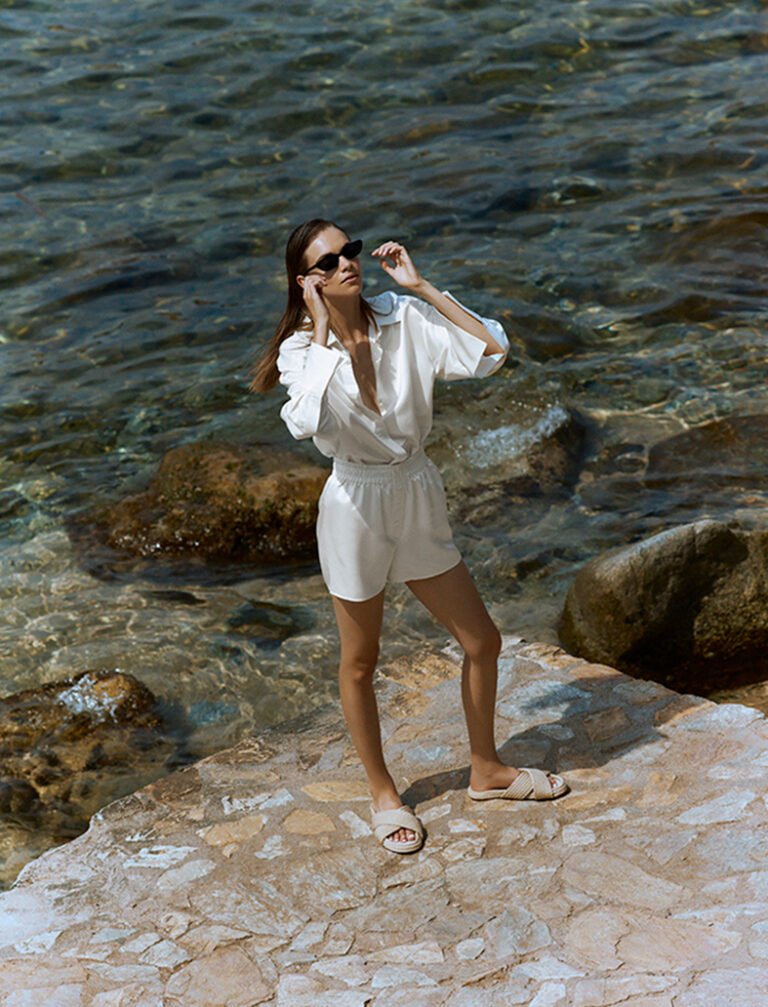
[303,275,330,334]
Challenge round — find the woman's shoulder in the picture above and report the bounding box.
[277,327,314,368]
[368,290,422,324]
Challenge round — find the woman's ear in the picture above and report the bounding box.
[296,275,306,290]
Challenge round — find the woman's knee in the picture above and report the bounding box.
[462,622,502,664]
[339,646,379,685]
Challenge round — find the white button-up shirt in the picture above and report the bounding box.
[277,290,509,464]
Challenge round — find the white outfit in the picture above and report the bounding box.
[277,290,509,600]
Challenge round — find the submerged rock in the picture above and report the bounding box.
[453,406,587,526]
[69,440,328,571]
[0,669,178,886]
[560,520,768,694]
[227,600,315,649]
[578,414,768,525]
[646,414,768,503]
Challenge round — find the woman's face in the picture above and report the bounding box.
[299,226,363,298]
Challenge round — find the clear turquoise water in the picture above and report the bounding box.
[2,0,768,878]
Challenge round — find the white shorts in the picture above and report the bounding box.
[316,450,462,602]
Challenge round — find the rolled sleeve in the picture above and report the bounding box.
[277,335,340,440]
[425,292,510,381]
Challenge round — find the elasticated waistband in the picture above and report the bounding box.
[332,450,429,486]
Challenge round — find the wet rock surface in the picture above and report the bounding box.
[645,414,768,511]
[576,413,768,529]
[1,638,766,1005]
[0,670,179,886]
[68,440,329,575]
[432,404,587,527]
[560,520,768,695]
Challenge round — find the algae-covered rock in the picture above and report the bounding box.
[70,440,329,568]
[0,669,178,886]
[560,520,768,694]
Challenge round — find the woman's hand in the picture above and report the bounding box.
[302,275,330,333]
[371,241,423,291]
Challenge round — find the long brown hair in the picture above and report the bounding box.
[249,218,376,393]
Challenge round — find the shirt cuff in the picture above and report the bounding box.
[304,341,340,394]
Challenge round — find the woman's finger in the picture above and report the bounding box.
[371,241,405,258]
[303,276,325,295]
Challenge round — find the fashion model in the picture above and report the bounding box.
[251,219,568,854]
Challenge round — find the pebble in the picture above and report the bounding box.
[283,809,336,834]
[529,982,567,1007]
[677,790,757,825]
[561,824,596,846]
[156,859,215,891]
[367,940,444,965]
[309,953,369,986]
[139,939,191,969]
[339,810,372,838]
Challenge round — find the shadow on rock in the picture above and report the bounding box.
[401,649,694,809]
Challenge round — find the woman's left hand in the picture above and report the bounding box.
[371,241,423,290]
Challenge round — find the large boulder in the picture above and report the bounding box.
[560,520,768,694]
[70,440,329,570]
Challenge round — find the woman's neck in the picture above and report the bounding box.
[327,298,367,345]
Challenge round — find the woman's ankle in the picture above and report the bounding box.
[369,781,402,811]
[469,757,511,785]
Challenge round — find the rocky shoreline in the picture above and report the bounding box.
[3,415,768,905]
[2,636,767,1005]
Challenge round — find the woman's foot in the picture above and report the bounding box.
[469,764,567,800]
[371,790,418,846]
[370,802,424,854]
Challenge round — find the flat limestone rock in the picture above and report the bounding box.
[1,639,767,1004]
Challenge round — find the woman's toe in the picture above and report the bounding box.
[390,828,415,844]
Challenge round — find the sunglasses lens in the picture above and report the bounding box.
[314,254,338,272]
[310,239,363,273]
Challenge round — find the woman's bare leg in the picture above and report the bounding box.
[406,561,557,792]
[332,590,416,844]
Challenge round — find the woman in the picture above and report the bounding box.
[251,219,567,854]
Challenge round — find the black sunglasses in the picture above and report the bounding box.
[306,239,363,274]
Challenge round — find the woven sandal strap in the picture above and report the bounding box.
[372,807,423,842]
[500,767,551,800]
[501,769,535,799]
[521,767,553,799]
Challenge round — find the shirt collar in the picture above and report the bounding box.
[368,290,407,326]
